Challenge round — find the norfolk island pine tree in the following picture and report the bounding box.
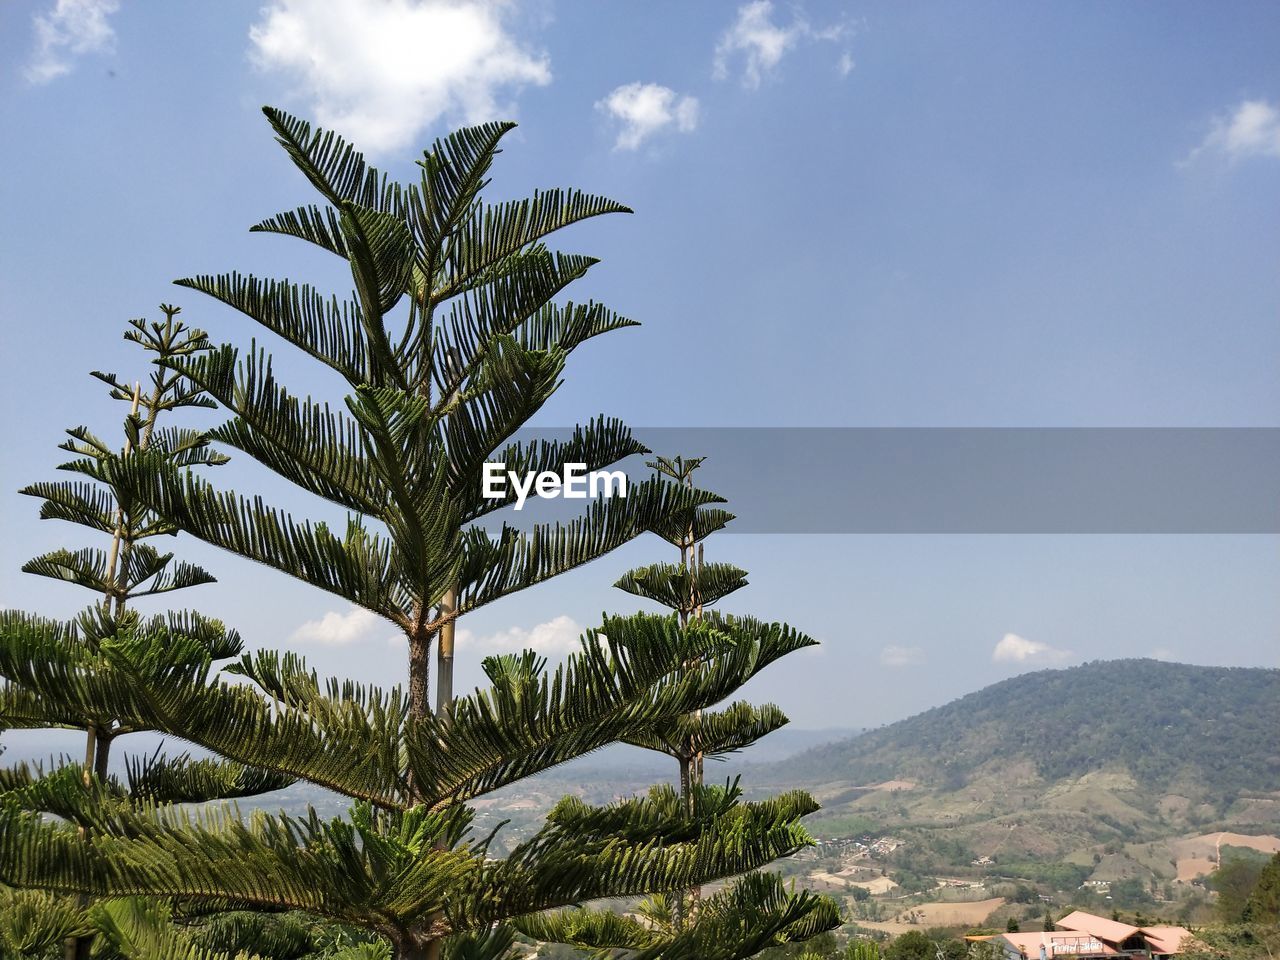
[517,455,841,952]
[0,109,839,959]
[0,308,292,956]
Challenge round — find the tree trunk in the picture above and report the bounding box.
[675,753,694,929]
[80,725,97,783]
[102,383,141,616]
[434,586,458,721]
[94,730,112,781]
[396,936,434,960]
[407,626,433,722]
[421,588,457,960]
[65,727,99,960]
[688,532,705,914]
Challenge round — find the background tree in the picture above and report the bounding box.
[964,941,1004,960]
[1180,924,1280,960]
[0,307,291,958]
[1243,852,1280,924]
[1211,855,1267,923]
[613,456,760,806]
[756,930,844,959]
[17,306,227,779]
[0,110,836,960]
[516,457,840,956]
[614,454,764,906]
[881,931,934,960]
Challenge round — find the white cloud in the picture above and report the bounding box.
[25,0,119,85]
[992,632,1072,664]
[879,645,925,668]
[714,1,800,88]
[1150,647,1177,662]
[380,614,586,654]
[248,0,551,155]
[713,1,852,89]
[597,82,699,151]
[1186,99,1280,164]
[457,614,583,655]
[292,606,382,646]
[837,51,855,78]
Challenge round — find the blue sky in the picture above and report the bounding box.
[1,1,1277,732]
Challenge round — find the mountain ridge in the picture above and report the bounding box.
[764,658,1280,803]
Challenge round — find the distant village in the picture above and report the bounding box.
[806,834,906,858]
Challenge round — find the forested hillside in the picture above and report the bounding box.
[769,660,1280,800]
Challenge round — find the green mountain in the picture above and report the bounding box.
[772,659,1280,798]
[761,660,1280,870]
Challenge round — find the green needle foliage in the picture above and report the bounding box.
[15,306,233,775]
[0,307,291,959]
[518,456,840,955]
[614,457,774,787]
[143,108,718,728]
[0,312,293,957]
[1,110,834,959]
[0,887,92,959]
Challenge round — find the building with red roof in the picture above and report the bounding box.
[969,909,1196,958]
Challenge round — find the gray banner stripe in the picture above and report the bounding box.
[488,428,1280,533]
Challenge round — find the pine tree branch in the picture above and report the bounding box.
[430,189,631,304]
[262,107,401,213]
[110,454,410,625]
[427,251,597,403]
[405,614,805,807]
[460,788,818,927]
[615,562,750,611]
[173,274,371,386]
[169,342,383,512]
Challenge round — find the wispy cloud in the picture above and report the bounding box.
[249,0,550,155]
[457,615,584,655]
[879,645,925,668]
[597,82,699,151]
[25,0,119,85]
[291,606,383,646]
[384,615,584,655]
[992,632,1072,665]
[1185,98,1280,165]
[713,1,852,89]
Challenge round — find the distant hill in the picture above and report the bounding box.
[768,659,1280,801]
[530,726,863,781]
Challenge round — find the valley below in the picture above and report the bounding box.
[212,657,1280,941]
